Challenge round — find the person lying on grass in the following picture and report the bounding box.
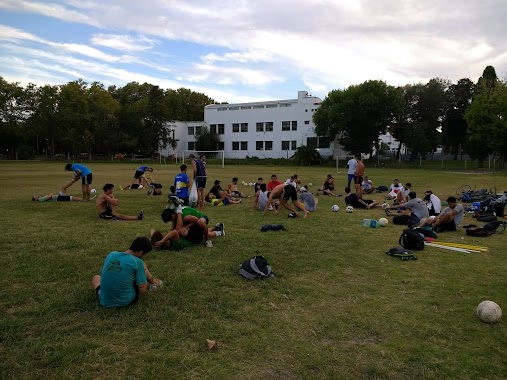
[96,183,144,221]
[152,205,224,249]
[344,187,379,209]
[91,237,162,308]
[264,183,309,218]
[32,185,83,202]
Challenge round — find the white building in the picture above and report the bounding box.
[159,91,349,160]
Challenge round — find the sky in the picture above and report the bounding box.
[0,0,506,103]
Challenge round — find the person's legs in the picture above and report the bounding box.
[293,200,309,218]
[432,213,453,227]
[109,204,142,221]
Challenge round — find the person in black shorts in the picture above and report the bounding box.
[264,183,309,218]
[32,190,82,202]
[344,187,379,209]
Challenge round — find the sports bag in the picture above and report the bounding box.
[393,215,410,225]
[260,224,287,232]
[464,222,505,237]
[386,246,417,260]
[377,185,389,192]
[476,213,497,222]
[399,229,425,251]
[238,256,275,279]
[413,226,438,239]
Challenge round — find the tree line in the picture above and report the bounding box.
[0,78,216,159]
[314,65,506,167]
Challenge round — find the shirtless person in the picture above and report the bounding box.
[354,155,365,199]
[264,183,309,218]
[227,177,248,198]
[96,183,144,221]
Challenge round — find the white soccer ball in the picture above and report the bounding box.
[346,205,354,213]
[378,217,388,227]
[242,181,247,185]
[249,182,254,186]
[331,205,340,212]
[308,182,313,187]
[477,300,502,323]
[381,203,390,210]
[90,189,97,194]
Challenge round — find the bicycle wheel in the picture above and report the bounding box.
[456,185,471,196]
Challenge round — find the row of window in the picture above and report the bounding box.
[188,121,311,135]
[216,103,292,111]
[186,140,304,151]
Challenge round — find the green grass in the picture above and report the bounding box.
[1,161,507,380]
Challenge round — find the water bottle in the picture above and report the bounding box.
[370,219,379,228]
[362,219,371,227]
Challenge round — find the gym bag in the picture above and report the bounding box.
[399,229,425,251]
[260,224,287,232]
[386,246,417,260]
[238,256,275,280]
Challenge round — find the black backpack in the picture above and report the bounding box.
[399,229,425,250]
[238,256,275,279]
[464,221,505,237]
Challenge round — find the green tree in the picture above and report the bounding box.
[0,77,28,156]
[292,145,321,166]
[195,126,221,154]
[314,80,402,156]
[441,78,475,158]
[88,82,119,158]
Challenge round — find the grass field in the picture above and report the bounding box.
[1,161,507,380]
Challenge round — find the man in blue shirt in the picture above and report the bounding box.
[124,166,153,189]
[174,164,190,205]
[91,237,162,308]
[64,163,93,201]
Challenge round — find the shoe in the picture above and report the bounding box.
[138,209,144,220]
[149,279,163,292]
[169,195,184,207]
[175,205,183,214]
[238,199,242,204]
[205,239,213,248]
[288,212,297,218]
[111,216,120,222]
[217,222,225,234]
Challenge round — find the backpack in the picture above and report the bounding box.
[393,215,410,225]
[413,226,438,239]
[399,229,425,251]
[238,256,275,279]
[465,221,506,237]
[386,246,418,260]
[476,213,497,222]
[377,185,389,192]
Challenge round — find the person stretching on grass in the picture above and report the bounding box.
[64,163,93,201]
[124,166,153,190]
[344,187,379,209]
[264,183,309,218]
[32,182,83,202]
[91,237,162,308]
[418,196,464,232]
[96,183,144,221]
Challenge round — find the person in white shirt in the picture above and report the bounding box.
[387,179,402,200]
[347,157,357,188]
[423,191,442,216]
[361,176,376,194]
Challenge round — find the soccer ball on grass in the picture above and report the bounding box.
[90,189,97,194]
[378,217,388,227]
[477,300,502,323]
[331,205,340,212]
[345,206,354,213]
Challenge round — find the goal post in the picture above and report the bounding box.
[182,150,225,168]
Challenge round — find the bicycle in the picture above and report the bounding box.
[456,185,495,203]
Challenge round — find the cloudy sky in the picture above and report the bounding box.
[0,0,506,103]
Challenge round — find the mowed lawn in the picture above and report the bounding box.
[1,161,507,380]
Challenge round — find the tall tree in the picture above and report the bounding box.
[441,78,475,158]
[314,80,402,155]
[195,126,221,153]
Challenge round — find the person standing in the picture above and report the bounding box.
[91,237,162,308]
[354,155,365,199]
[174,164,190,205]
[189,154,207,208]
[347,156,357,188]
[64,163,93,201]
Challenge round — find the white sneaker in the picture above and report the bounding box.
[206,240,213,248]
[176,205,183,214]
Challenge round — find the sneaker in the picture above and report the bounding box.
[169,195,184,207]
[288,212,297,218]
[111,216,120,222]
[138,209,144,220]
[205,239,213,248]
[217,222,225,234]
[175,205,183,214]
[238,199,242,204]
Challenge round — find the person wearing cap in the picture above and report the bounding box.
[91,237,162,308]
[264,183,309,218]
[299,186,318,212]
[64,163,93,201]
[174,164,190,205]
[423,191,442,216]
[189,154,207,208]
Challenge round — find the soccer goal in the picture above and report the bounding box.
[182,150,225,168]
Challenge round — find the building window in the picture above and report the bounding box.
[307,137,318,147]
[265,141,273,150]
[282,121,290,131]
[291,140,297,150]
[282,141,290,150]
[229,106,239,111]
[241,141,248,150]
[232,123,239,132]
[304,120,309,124]
[241,106,252,110]
[266,104,277,108]
[292,121,297,131]
[253,105,264,109]
[307,137,330,148]
[210,124,217,134]
[241,123,248,132]
[217,107,227,111]
[232,141,239,150]
[195,126,202,135]
[256,122,264,132]
[318,136,330,148]
[256,141,263,150]
[218,141,224,150]
[188,126,195,135]
[188,142,195,150]
[218,124,224,134]
[265,122,273,132]
[280,103,292,107]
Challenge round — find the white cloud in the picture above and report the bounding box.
[201,50,273,64]
[91,34,157,52]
